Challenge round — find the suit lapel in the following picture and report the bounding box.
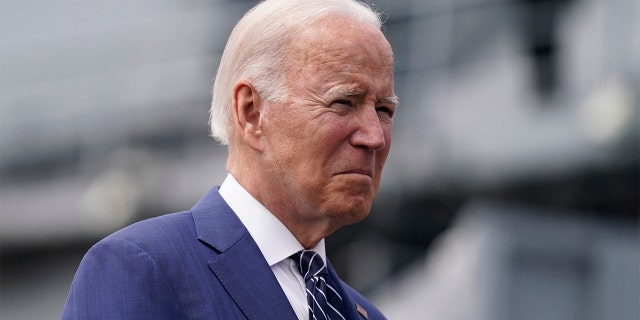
[327,261,364,320]
[207,234,297,320]
[192,188,297,320]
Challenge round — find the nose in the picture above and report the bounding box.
[349,106,386,151]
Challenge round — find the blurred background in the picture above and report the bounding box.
[1,0,638,319]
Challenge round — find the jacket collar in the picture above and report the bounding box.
[327,261,366,320]
[191,187,298,320]
[191,187,365,320]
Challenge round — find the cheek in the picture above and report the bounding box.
[263,108,309,151]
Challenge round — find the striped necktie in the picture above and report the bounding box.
[291,250,346,320]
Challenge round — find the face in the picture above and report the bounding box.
[258,18,396,229]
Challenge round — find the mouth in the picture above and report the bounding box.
[337,169,373,178]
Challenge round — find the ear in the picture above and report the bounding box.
[232,81,264,151]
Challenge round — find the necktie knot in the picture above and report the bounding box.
[291,250,345,320]
[291,250,328,281]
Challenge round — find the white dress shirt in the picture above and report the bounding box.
[219,174,324,320]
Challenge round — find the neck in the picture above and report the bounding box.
[227,168,336,250]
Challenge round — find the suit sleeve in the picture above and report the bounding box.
[61,237,182,320]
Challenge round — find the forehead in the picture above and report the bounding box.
[286,18,395,95]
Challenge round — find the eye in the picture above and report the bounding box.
[330,99,354,115]
[376,106,395,118]
[333,99,352,106]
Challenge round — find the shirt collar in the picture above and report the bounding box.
[218,173,326,266]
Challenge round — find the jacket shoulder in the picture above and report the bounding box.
[100,211,196,247]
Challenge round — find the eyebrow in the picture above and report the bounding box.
[381,95,399,105]
[334,88,399,105]
[335,88,361,97]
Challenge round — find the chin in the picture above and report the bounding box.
[319,181,376,223]
[329,199,372,225]
[347,210,370,224]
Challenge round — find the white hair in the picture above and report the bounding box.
[209,0,383,145]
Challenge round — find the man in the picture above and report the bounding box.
[62,0,397,319]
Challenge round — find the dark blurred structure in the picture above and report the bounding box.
[1,0,637,319]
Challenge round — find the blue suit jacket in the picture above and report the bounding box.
[62,187,385,319]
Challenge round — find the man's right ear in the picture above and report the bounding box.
[232,81,264,151]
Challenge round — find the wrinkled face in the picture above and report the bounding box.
[260,18,396,227]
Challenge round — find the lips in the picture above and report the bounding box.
[338,169,373,178]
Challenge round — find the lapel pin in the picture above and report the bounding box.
[355,303,368,319]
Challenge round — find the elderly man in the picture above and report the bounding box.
[62,0,397,319]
